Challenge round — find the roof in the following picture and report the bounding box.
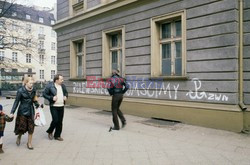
[0,1,55,26]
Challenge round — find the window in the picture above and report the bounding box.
[39,70,44,79]
[26,39,31,47]
[12,12,17,17]
[0,51,4,61]
[51,20,55,25]
[26,24,31,33]
[51,42,56,50]
[39,17,44,23]
[39,27,44,34]
[51,30,56,37]
[151,10,186,77]
[102,26,125,78]
[51,56,56,65]
[12,52,18,62]
[39,55,44,64]
[12,21,17,31]
[0,19,4,29]
[26,54,31,63]
[39,41,44,49]
[0,35,3,48]
[70,38,86,78]
[26,14,31,19]
[12,37,17,44]
[51,70,56,79]
[71,0,85,15]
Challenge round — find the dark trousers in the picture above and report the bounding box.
[46,106,64,138]
[111,94,126,129]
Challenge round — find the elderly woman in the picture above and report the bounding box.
[10,77,39,150]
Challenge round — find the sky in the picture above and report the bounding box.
[15,0,56,9]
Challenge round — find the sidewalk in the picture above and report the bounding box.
[0,98,250,165]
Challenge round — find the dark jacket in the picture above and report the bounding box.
[43,82,68,106]
[0,111,13,132]
[107,74,129,96]
[10,86,39,118]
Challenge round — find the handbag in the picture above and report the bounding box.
[34,107,46,126]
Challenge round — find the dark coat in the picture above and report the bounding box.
[0,112,13,132]
[43,82,68,106]
[10,86,39,118]
[107,74,129,96]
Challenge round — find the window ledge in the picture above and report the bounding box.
[150,76,189,81]
[69,77,86,81]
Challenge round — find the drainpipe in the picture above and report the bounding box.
[238,0,247,111]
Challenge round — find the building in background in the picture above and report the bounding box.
[0,1,57,87]
[54,0,250,132]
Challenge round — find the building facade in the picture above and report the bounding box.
[0,2,57,84]
[54,0,250,132]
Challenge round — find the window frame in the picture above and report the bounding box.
[39,70,44,79]
[12,52,17,62]
[102,26,125,78]
[151,10,187,78]
[0,51,4,61]
[70,37,86,79]
[26,53,31,63]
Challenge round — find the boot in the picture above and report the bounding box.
[0,144,4,153]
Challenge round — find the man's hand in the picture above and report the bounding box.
[53,96,58,101]
[63,96,67,101]
[9,114,14,118]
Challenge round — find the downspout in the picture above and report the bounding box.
[238,0,247,111]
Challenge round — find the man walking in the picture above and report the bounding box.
[43,74,68,141]
[107,69,129,131]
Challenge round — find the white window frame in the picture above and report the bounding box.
[39,70,44,79]
[102,26,125,78]
[26,14,31,19]
[0,51,4,61]
[26,54,31,63]
[70,37,86,78]
[51,42,56,50]
[39,55,44,64]
[39,17,44,23]
[151,10,186,78]
[51,56,56,65]
[51,70,56,79]
[12,52,17,62]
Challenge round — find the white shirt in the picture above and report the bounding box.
[53,83,64,107]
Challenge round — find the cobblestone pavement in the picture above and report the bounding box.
[0,98,250,165]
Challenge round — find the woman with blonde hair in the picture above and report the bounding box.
[10,76,39,150]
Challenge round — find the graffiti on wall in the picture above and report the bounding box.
[72,77,229,102]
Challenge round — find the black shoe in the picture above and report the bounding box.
[109,127,119,132]
[48,133,53,140]
[122,121,127,128]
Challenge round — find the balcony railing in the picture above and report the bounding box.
[38,48,45,54]
[38,34,45,40]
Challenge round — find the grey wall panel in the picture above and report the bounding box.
[126,37,150,48]
[86,46,102,54]
[245,0,250,8]
[187,22,238,40]
[57,52,69,58]
[243,59,250,71]
[126,46,150,57]
[187,10,238,30]
[126,29,150,41]
[87,0,101,9]
[86,53,102,61]
[188,73,237,80]
[126,65,150,74]
[87,38,102,48]
[244,33,250,45]
[57,46,70,53]
[57,57,70,64]
[244,94,250,104]
[244,46,250,58]
[187,34,238,50]
[86,60,102,68]
[187,0,237,19]
[126,55,150,66]
[244,22,250,33]
[57,0,69,20]
[244,9,250,21]
[187,59,238,72]
[86,68,102,75]
[187,46,237,61]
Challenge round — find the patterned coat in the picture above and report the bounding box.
[0,112,13,132]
